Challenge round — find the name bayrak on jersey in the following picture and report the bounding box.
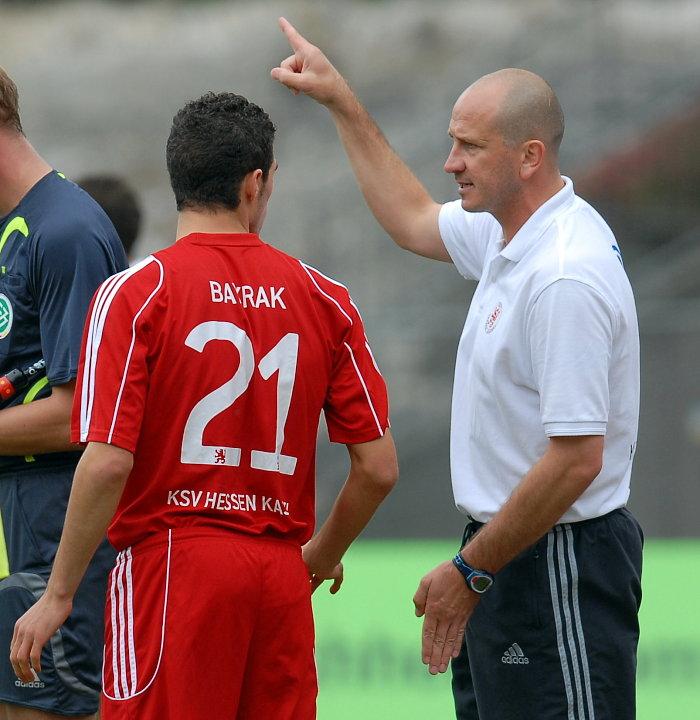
[209,280,286,309]
[167,488,290,517]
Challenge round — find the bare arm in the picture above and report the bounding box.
[271,17,448,261]
[10,442,132,681]
[303,430,398,593]
[460,436,603,572]
[413,435,604,675]
[0,380,79,455]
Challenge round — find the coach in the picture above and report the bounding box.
[272,18,643,720]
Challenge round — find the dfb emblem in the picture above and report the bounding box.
[214,448,226,464]
[0,293,13,339]
[484,302,503,334]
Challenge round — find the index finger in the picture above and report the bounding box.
[413,576,429,617]
[278,17,310,51]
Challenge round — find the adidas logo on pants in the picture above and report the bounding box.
[501,643,530,665]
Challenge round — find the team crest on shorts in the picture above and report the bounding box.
[485,302,502,333]
[0,293,13,339]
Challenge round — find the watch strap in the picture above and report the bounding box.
[452,553,494,593]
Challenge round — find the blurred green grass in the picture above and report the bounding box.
[313,539,699,719]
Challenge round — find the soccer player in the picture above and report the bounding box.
[10,92,398,720]
[0,68,127,719]
[271,18,643,720]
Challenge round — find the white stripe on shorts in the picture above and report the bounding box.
[125,547,138,695]
[103,531,173,702]
[109,551,123,699]
[547,526,596,719]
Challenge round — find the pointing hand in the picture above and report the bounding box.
[271,17,351,108]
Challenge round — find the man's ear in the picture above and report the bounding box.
[519,140,545,180]
[241,168,264,203]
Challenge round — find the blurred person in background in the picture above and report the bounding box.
[77,175,142,264]
[272,18,642,720]
[0,67,127,720]
[10,91,398,720]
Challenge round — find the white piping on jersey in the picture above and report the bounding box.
[103,530,172,702]
[300,262,385,378]
[299,261,353,326]
[365,341,381,374]
[81,256,155,441]
[348,297,363,318]
[343,341,384,437]
[301,261,350,291]
[81,272,123,444]
[83,257,154,434]
[300,262,386,431]
[107,257,165,443]
[350,296,383,373]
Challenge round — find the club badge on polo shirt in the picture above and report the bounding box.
[0,293,13,339]
[484,302,503,334]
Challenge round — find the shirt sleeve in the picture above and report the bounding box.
[71,259,163,452]
[527,278,617,436]
[324,297,390,445]
[438,200,497,281]
[29,224,126,385]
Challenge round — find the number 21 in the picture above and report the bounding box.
[181,321,298,475]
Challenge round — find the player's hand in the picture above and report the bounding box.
[271,17,352,108]
[302,539,344,595]
[10,592,72,683]
[413,560,477,675]
[310,562,344,595]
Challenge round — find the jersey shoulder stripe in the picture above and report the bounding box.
[299,260,384,377]
[106,261,165,443]
[80,256,164,441]
[298,261,354,326]
[342,341,384,437]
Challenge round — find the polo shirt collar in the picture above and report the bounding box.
[499,176,575,262]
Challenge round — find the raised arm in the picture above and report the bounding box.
[271,17,449,262]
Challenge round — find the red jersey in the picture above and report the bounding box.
[71,232,389,550]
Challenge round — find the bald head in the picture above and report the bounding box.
[463,68,564,156]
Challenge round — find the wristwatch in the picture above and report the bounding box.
[452,553,494,594]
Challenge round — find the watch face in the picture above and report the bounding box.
[470,574,493,593]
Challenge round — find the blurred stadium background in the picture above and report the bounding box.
[3,0,698,716]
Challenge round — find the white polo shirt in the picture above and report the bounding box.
[439,177,639,523]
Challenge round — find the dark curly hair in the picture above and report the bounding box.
[166,92,275,211]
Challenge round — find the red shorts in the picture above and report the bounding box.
[100,528,316,720]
